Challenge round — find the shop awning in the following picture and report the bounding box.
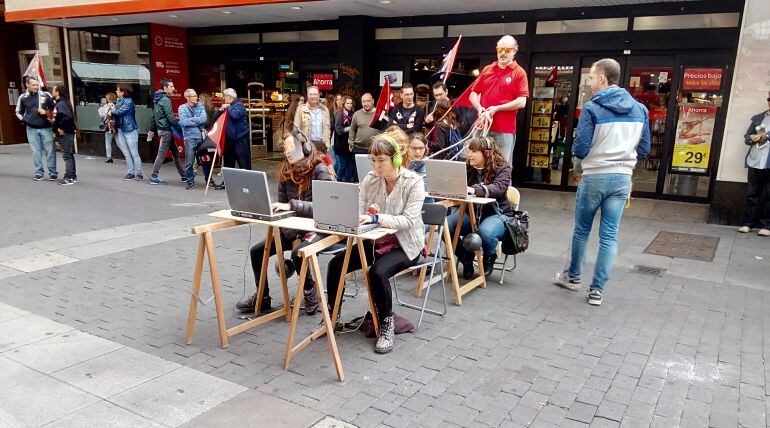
[71,61,151,85]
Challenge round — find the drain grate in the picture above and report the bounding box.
[633,265,666,276]
[643,231,720,262]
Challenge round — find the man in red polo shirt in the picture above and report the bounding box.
[470,35,529,164]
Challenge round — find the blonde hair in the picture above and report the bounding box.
[105,92,117,103]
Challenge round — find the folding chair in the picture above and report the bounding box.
[391,203,448,328]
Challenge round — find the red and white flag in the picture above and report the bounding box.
[369,76,394,127]
[545,66,558,88]
[205,109,228,159]
[436,36,462,84]
[23,52,46,88]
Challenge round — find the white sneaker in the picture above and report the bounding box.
[758,229,770,237]
[553,271,582,291]
[737,226,750,233]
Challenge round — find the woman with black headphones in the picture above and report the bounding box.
[236,130,334,316]
[326,134,425,354]
[447,136,513,280]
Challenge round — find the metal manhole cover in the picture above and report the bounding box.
[633,265,666,276]
[643,231,719,262]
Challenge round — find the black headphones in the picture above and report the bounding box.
[291,125,313,157]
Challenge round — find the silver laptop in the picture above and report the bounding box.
[223,168,294,221]
[424,159,474,199]
[355,154,372,182]
[313,181,379,234]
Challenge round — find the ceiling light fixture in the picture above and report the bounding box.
[222,10,232,14]
[111,18,120,21]
[169,14,179,18]
[379,0,392,3]
[290,6,303,10]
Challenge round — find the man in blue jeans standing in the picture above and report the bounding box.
[553,58,651,306]
[177,88,207,190]
[16,76,57,180]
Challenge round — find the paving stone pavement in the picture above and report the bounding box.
[2,144,770,427]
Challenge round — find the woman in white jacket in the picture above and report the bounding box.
[326,134,425,354]
[98,92,117,163]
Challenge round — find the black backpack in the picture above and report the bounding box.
[501,210,530,255]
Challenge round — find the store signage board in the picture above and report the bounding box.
[671,105,717,174]
[532,86,555,99]
[378,71,403,87]
[682,68,723,91]
[150,24,189,111]
[312,73,334,91]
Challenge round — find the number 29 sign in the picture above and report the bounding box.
[671,105,717,174]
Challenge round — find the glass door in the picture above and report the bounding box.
[567,56,626,187]
[524,60,578,187]
[625,60,674,195]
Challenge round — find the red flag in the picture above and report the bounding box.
[451,77,478,109]
[369,77,394,127]
[545,66,558,88]
[437,36,462,84]
[23,52,46,88]
[206,109,228,157]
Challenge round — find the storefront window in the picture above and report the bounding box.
[525,65,575,186]
[628,67,672,194]
[663,67,725,198]
[68,26,152,133]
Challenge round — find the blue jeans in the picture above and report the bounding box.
[105,132,114,158]
[27,127,57,176]
[488,131,515,164]
[116,130,142,176]
[335,152,355,182]
[184,138,203,184]
[447,210,509,257]
[568,173,632,292]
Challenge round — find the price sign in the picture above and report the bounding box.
[532,101,553,114]
[529,155,550,168]
[530,115,551,128]
[528,142,549,155]
[529,129,550,142]
[671,145,709,172]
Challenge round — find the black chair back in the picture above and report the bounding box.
[421,203,448,226]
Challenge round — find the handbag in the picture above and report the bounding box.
[492,201,530,255]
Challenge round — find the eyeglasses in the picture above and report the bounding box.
[408,145,426,151]
[496,47,514,54]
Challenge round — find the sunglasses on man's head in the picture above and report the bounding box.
[496,47,514,54]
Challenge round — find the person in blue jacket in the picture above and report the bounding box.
[176,88,208,189]
[214,88,250,170]
[553,58,651,307]
[110,83,143,181]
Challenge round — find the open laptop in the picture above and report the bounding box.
[424,159,475,200]
[355,154,372,182]
[313,181,379,234]
[223,168,295,221]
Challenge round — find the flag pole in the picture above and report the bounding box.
[204,148,218,197]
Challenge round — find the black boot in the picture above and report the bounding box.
[303,279,319,315]
[235,293,272,313]
[461,253,475,280]
[483,254,497,277]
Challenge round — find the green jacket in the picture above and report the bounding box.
[151,90,178,132]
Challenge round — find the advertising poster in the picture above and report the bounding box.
[150,24,189,111]
[671,105,717,174]
[682,68,723,91]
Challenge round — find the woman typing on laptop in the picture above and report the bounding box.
[326,135,425,354]
[447,136,512,280]
[236,131,334,315]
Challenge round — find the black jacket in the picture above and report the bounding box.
[388,103,425,134]
[279,163,334,218]
[15,91,54,129]
[334,109,353,153]
[467,163,513,218]
[52,98,76,135]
